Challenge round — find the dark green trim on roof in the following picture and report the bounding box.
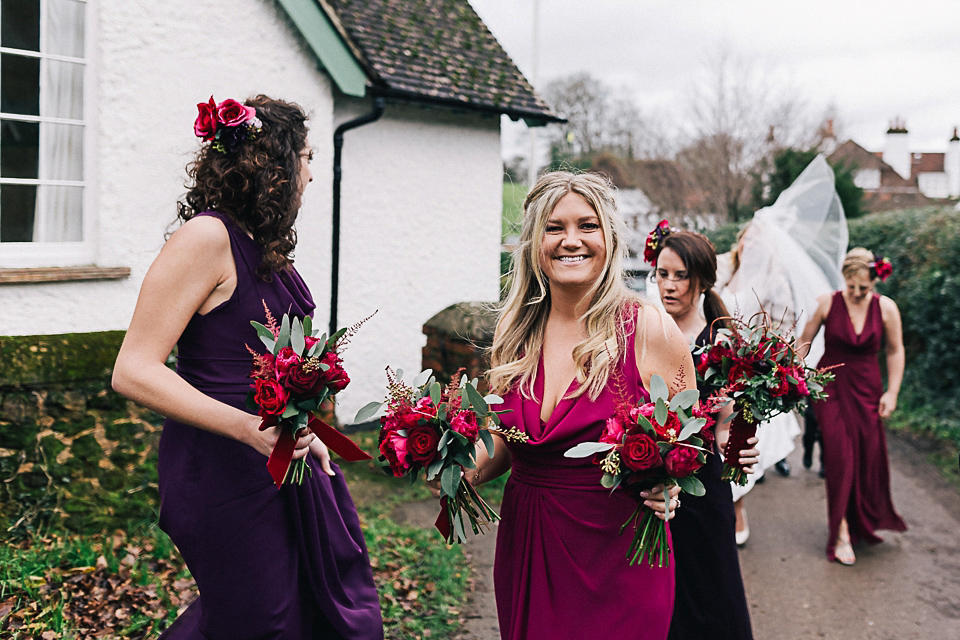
[276,0,369,97]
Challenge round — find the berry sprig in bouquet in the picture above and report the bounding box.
[247,303,372,488]
[564,375,712,567]
[355,368,509,544]
[696,312,835,484]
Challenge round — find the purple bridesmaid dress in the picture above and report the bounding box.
[815,291,906,561]
[494,310,675,640]
[157,211,383,639]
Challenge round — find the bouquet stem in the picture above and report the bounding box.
[436,476,501,544]
[721,402,757,486]
[621,504,670,567]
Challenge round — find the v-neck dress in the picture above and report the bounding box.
[814,291,906,561]
[493,312,675,640]
[157,211,383,639]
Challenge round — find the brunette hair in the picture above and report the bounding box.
[842,247,875,280]
[488,171,644,400]
[661,231,730,331]
[177,95,309,277]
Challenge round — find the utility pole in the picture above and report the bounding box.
[526,0,540,187]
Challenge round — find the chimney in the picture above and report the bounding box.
[883,116,911,180]
[947,126,960,197]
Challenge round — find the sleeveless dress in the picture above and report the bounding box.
[814,291,907,561]
[493,312,675,640]
[156,212,383,639]
[667,327,753,640]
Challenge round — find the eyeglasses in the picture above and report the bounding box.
[654,269,689,282]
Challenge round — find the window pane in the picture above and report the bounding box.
[1,53,41,115]
[1,119,39,178]
[45,0,85,58]
[39,121,82,180]
[1,0,40,52]
[41,58,83,119]
[0,184,37,242]
[34,184,81,241]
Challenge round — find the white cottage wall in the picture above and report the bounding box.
[0,0,334,336]
[328,98,502,422]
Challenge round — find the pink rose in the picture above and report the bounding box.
[194,96,218,140]
[599,416,625,445]
[379,431,411,476]
[216,99,256,127]
[664,445,702,478]
[304,335,321,351]
[274,347,301,382]
[450,411,479,441]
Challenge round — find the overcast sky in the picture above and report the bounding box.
[470,0,960,159]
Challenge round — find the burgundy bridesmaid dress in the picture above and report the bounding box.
[494,311,675,640]
[157,211,383,639]
[815,291,907,561]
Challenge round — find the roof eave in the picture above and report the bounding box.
[370,86,564,127]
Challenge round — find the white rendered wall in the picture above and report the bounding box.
[917,172,949,199]
[883,131,911,180]
[946,140,960,197]
[329,98,503,423]
[0,0,334,336]
[854,168,881,190]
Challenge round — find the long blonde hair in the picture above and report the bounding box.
[488,171,643,400]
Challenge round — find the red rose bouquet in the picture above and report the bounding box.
[564,374,712,567]
[696,312,835,484]
[247,303,372,488]
[355,368,509,544]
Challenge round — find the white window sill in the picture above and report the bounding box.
[0,266,130,284]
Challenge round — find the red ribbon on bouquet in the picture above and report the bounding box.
[435,496,452,539]
[262,414,372,489]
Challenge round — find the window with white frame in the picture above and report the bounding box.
[0,0,90,265]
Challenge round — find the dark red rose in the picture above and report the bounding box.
[728,361,754,389]
[621,433,663,472]
[665,445,702,478]
[285,361,323,396]
[770,367,790,397]
[381,405,420,434]
[407,424,440,465]
[274,347,300,383]
[318,351,350,393]
[194,96,218,140]
[254,378,288,415]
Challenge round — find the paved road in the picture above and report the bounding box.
[401,431,960,639]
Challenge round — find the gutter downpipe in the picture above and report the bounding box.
[330,96,385,336]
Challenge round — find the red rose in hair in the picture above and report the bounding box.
[621,433,663,471]
[194,96,218,140]
[254,378,288,415]
[407,424,441,464]
[216,99,256,127]
[664,445,702,478]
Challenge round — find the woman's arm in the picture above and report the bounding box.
[878,296,905,419]
[798,293,831,359]
[112,217,315,461]
[467,432,512,487]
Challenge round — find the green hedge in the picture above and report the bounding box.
[706,206,960,446]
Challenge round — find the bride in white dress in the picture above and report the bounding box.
[715,154,848,543]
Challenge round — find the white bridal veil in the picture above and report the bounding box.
[719,154,848,365]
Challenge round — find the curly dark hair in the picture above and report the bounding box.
[177,95,309,278]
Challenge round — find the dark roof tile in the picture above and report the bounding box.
[324,0,560,123]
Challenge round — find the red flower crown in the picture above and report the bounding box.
[869,254,893,282]
[643,219,672,266]
[194,96,262,154]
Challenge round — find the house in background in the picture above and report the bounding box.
[826,118,960,212]
[0,0,558,421]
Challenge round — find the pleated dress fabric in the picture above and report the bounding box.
[493,311,675,640]
[815,291,906,561]
[157,211,383,640]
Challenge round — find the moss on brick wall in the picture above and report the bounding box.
[0,331,165,537]
[0,331,126,386]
